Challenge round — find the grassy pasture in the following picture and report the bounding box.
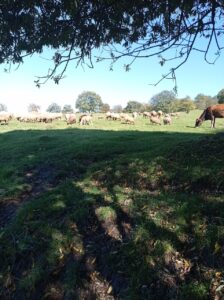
[0,110,224,299]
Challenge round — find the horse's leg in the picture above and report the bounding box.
[211,116,215,128]
[213,118,216,128]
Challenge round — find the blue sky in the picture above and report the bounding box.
[1,40,224,113]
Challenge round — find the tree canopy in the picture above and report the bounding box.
[47,103,62,113]
[176,97,196,113]
[194,93,217,109]
[124,101,143,113]
[150,90,177,113]
[100,103,110,113]
[217,89,224,104]
[76,91,103,112]
[0,1,223,86]
[62,104,74,114]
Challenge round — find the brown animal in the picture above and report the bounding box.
[195,104,224,128]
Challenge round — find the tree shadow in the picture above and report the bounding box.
[0,128,224,299]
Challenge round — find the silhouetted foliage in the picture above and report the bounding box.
[0,1,222,86]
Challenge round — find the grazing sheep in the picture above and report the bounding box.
[143,111,151,118]
[157,110,163,117]
[163,116,172,125]
[106,111,112,120]
[80,115,92,125]
[111,113,121,120]
[150,116,161,125]
[132,112,138,119]
[151,110,158,117]
[0,113,13,124]
[65,113,76,125]
[79,114,88,123]
[123,115,135,125]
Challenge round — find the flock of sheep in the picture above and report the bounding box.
[105,110,178,125]
[0,112,93,126]
[0,110,179,126]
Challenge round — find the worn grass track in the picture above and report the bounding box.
[0,111,224,299]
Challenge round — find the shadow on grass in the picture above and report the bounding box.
[0,128,224,299]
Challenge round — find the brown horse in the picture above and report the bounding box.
[195,104,224,128]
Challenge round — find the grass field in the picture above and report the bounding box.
[0,110,224,299]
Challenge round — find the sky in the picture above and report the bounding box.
[1,39,224,113]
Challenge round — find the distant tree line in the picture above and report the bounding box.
[2,88,224,115]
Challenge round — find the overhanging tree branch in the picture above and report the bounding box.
[0,1,223,87]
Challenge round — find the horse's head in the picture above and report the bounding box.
[195,118,203,127]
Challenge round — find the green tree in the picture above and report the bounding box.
[150,90,177,113]
[76,91,103,113]
[217,89,224,104]
[47,103,61,113]
[124,101,143,113]
[28,103,40,113]
[194,94,217,109]
[176,97,196,113]
[0,2,222,85]
[101,103,110,113]
[0,103,7,112]
[62,104,74,114]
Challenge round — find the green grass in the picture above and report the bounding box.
[0,110,224,299]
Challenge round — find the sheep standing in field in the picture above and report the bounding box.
[38,114,53,123]
[0,113,13,124]
[106,111,112,120]
[111,113,121,120]
[132,112,138,119]
[151,110,158,117]
[80,115,92,125]
[157,110,163,117]
[163,116,172,125]
[123,115,135,125]
[143,111,151,118]
[65,113,76,125]
[150,116,161,125]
